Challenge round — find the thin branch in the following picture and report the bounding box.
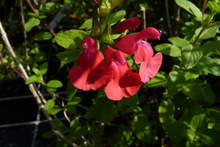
[0,21,78,147]
[26,0,56,36]
[165,0,172,37]
[202,0,207,15]
[140,7,146,30]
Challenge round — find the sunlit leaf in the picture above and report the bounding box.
[46,80,63,88]
[168,37,190,47]
[25,75,43,84]
[66,81,78,101]
[40,2,55,13]
[32,32,52,41]
[107,10,126,26]
[155,43,181,57]
[158,101,175,125]
[24,18,40,32]
[79,19,92,29]
[44,99,55,112]
[146,71,167,88]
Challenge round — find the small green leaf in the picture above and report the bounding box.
[93,96,118,123]
[79,19,92,29]
[131,114,152,143]
[24,18,40,32]
[207,108,220,123]
[208,1,220,13]
[42,131,54,138]
[158,101,175,125]
[25,75,43,84]
[27,12,37,18]
[44,99,55,112]
[48,105,62,115]
[175,0,203,21]
[66,81,78,101]
[181,82,205,103]
[40,2,55,13]
[54,30,87,49]
[195,132,215,145]
[146,71,167,88]
[39,62,48,75]
[46,80,63,88]
[107,129,133,146]
[0,44,3,50]
[32,68,41,75]
[181,44,203,69]
[168,37,190,47]
[117,94,139,108]
[107,10,126,26]
[56,49,82,68]
[167,71,186,96]
[190,113,206,131]
[154,43,181,57]
[202,41,220,55]
[68,97,82,105]
[32,32,52,41]
[195,26,218,40]
[195,56,220,76]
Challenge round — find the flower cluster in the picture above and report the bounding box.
[68,16,163,101]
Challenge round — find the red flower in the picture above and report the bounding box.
[115,27,163,82]
[104,46,142,100]
[68,37,112,91]
[116,17,141,33]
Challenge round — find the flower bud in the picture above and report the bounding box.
[99,0,111,17]
[92,15,100,36]
[101,24,114,44]
[109,0,124,9]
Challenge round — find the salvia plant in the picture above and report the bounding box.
[1,0,220,146]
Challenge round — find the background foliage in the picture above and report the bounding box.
[1,0,220,146]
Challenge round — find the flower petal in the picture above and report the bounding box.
[135,27,162,42]
[116,17,141,33]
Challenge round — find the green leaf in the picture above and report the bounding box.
[168,37,190,47]
[79,19,92,29]
[183,69,200,80]
[24,17,40,32]
[46,80,63,88]
[158,101,175,125]
[32,68,41,76]
[117,94,139,108]
[42,131,54,139]
[181,44,203,69]
[202,84,215,104]
[167,71,186,96]
[48,105,62,115]
[194,132,215,145]
[166,121,188,141]
[181,82,205,103]
[39,62,48,75]
[32,32,52,41]
[64,0,74,5]
[186,129,196,142]
[68,97,82,105]
[202,41,220,55]
[25,75,43,84]
[107,10,126,26]
[195,26,218,40]
[207,108,220,123]
[27,12,37,18]
[66,81,78,101]
[54,30,87,49]
[45,99,55,112]
[146,71,167,88]
[175,0,203,21]
[154,43,181,57]
[190,113,206,131]
[40,2,55,13]
[56,49,82,68]
[195,56,220,76]
[93,96,118,123]
[107,129,133,146]
[131,114,152,143]
[208,1,220,13]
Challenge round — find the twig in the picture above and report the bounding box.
[0,21,78,147]
[202,0,207,15]
[165,0,172,37]
[140,7,146,30]
[26,0,56,36]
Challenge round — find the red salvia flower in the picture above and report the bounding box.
[104,46,142,100]
[115,27,163,82]
[68,36,113,91]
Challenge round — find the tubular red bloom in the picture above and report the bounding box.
[116,17,141,33]
[104,46,142,100]
[68,36,113,91]
[115,27,163,82]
